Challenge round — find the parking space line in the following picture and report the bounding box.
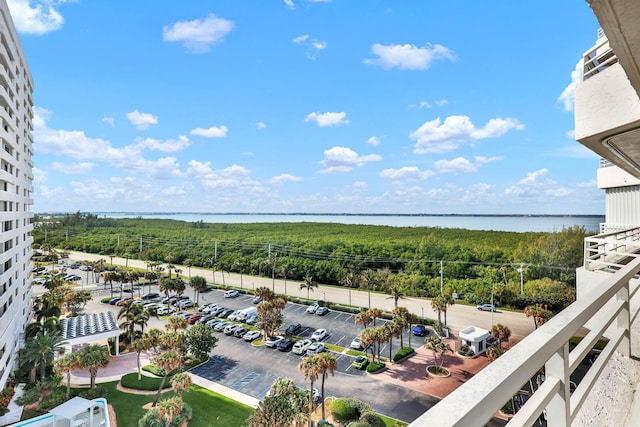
[231,372,260,390]
[334,335,347,347]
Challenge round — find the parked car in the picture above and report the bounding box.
[412,324,429,337]
[350,337,364,350]
[156,306,175,316]
[245,314,259,326]
[311,328,328,341]
[292,339,312,355]
[306,342,325,355]
[32,266,46,273]
[33,278,47,285]
[225,324,242,335]
[188,314,203,324]
[243,330,261,342]
[172,296,190,306]
[214,321,231,332]
[197,314,217,324]
[199,303,218,313]
[316,307,329,316]
[224,290,239,298]
[352,355,369,370]
[209,306,225,316]
[306,302,320,314]
[179,300,196,309]
[206,318,223,328]
[142,292,161,300]
[218,308,234,318]
[79,265,92,271]
[265,336,285,348]
[108,297,122,305]
[285,323,302,336]
[477,304,497,312]
[227,310,242,322]
[162,296,178,304]
[278,338,296,352]
[172,311,191,318]
[234,327,249,338]
[252,296,263,304]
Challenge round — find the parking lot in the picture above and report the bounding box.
[33,266,441,422]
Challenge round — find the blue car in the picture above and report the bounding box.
[412,324,429,337]
[109,297,122,305]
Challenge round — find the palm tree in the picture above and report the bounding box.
[524,304,553,329]
[170,372,192,399]
[184,259,193,279]
[189,275,207,304]
[298,355,320,423]
[491,323,512,348]
[376,325,390,362]
[392,306,411,348]
[425,336,453,372]
[157,396,183,427]
[23,331,67,382]
[391,316,407,348]
[442,293,455,327]
[118,302,149,344]
[132,336,153,380]
[315,352,337,421]
[153,350,182,406]
[166,316,189,332]
[53,352,81,398]
[79,344,110,389]
[268,377,297,398]
[299,275,318,300]
[159,277,175,308]
[32,296,61,324]
[386,281,407,309]
[255,286,274,302]
[355,310,372,330]
[430,296,447,326]
[367,308,383,327]
[359,327,376,361]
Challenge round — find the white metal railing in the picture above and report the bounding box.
[409,257,640,426]
[582,34,618,81]
[585,227,640,271]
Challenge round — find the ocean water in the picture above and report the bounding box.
[95,212,605,233]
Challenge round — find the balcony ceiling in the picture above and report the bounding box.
[588,0,640,177]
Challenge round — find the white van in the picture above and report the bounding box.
[236,307,257,322]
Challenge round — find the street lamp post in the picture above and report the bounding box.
[421,307,424,324]
[518,264,524,295]
[440,260,444,296]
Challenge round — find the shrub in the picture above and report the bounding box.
[366,361,386,373]
[501,399,514,414]
[359,412,383,426]
[16,388,40,405]
[100,297,112,303]
[318,421,335,427]
[121,372,173,391]
[39,389,66,411]
[0,387,15,408]
[392,346,415,362]
[78,386,108,400]
[457,344,475,357]
[137,402,192,427]
[331,399,356,421]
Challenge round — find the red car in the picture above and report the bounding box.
[188,313,203,324]
[116,298,133,306]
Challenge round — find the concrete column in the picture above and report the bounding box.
[116,335,120,356]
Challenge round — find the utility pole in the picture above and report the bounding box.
[440,260,444,296]
[518,263,524,295]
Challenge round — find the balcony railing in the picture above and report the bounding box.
[582,34,618,81]
[410,256,640,426]
[586,227,640,270]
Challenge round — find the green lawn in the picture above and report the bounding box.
[81,381,253,427]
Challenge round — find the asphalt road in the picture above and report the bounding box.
[65,250,536,339]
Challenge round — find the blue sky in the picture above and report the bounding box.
[12,1,603,214]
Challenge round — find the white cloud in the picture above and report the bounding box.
[255,122,267,129]
[7,0,66,35]
[434,156,501,174]
[364,43,455,70]
[284,0,296,9]
[305,111,349,127]
[102,117,115,127]
[379,166,434,181]
[190,125,228,138]
[50,161,94,175]
[409,115,524,153]
[127,110,158,130]
[367,136,381,146]
[312,40,327,50]
[269,174,303,185]
[557,60,582,112]
[293,34,309,43]
[147,157,182,180]
[319,146,382,173]
[134,135,190,153]
[163,14,234,53]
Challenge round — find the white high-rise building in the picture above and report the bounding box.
[0,0,34,388]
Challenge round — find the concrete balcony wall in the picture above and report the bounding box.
[575,63,640,160]
[598,165,640,189]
